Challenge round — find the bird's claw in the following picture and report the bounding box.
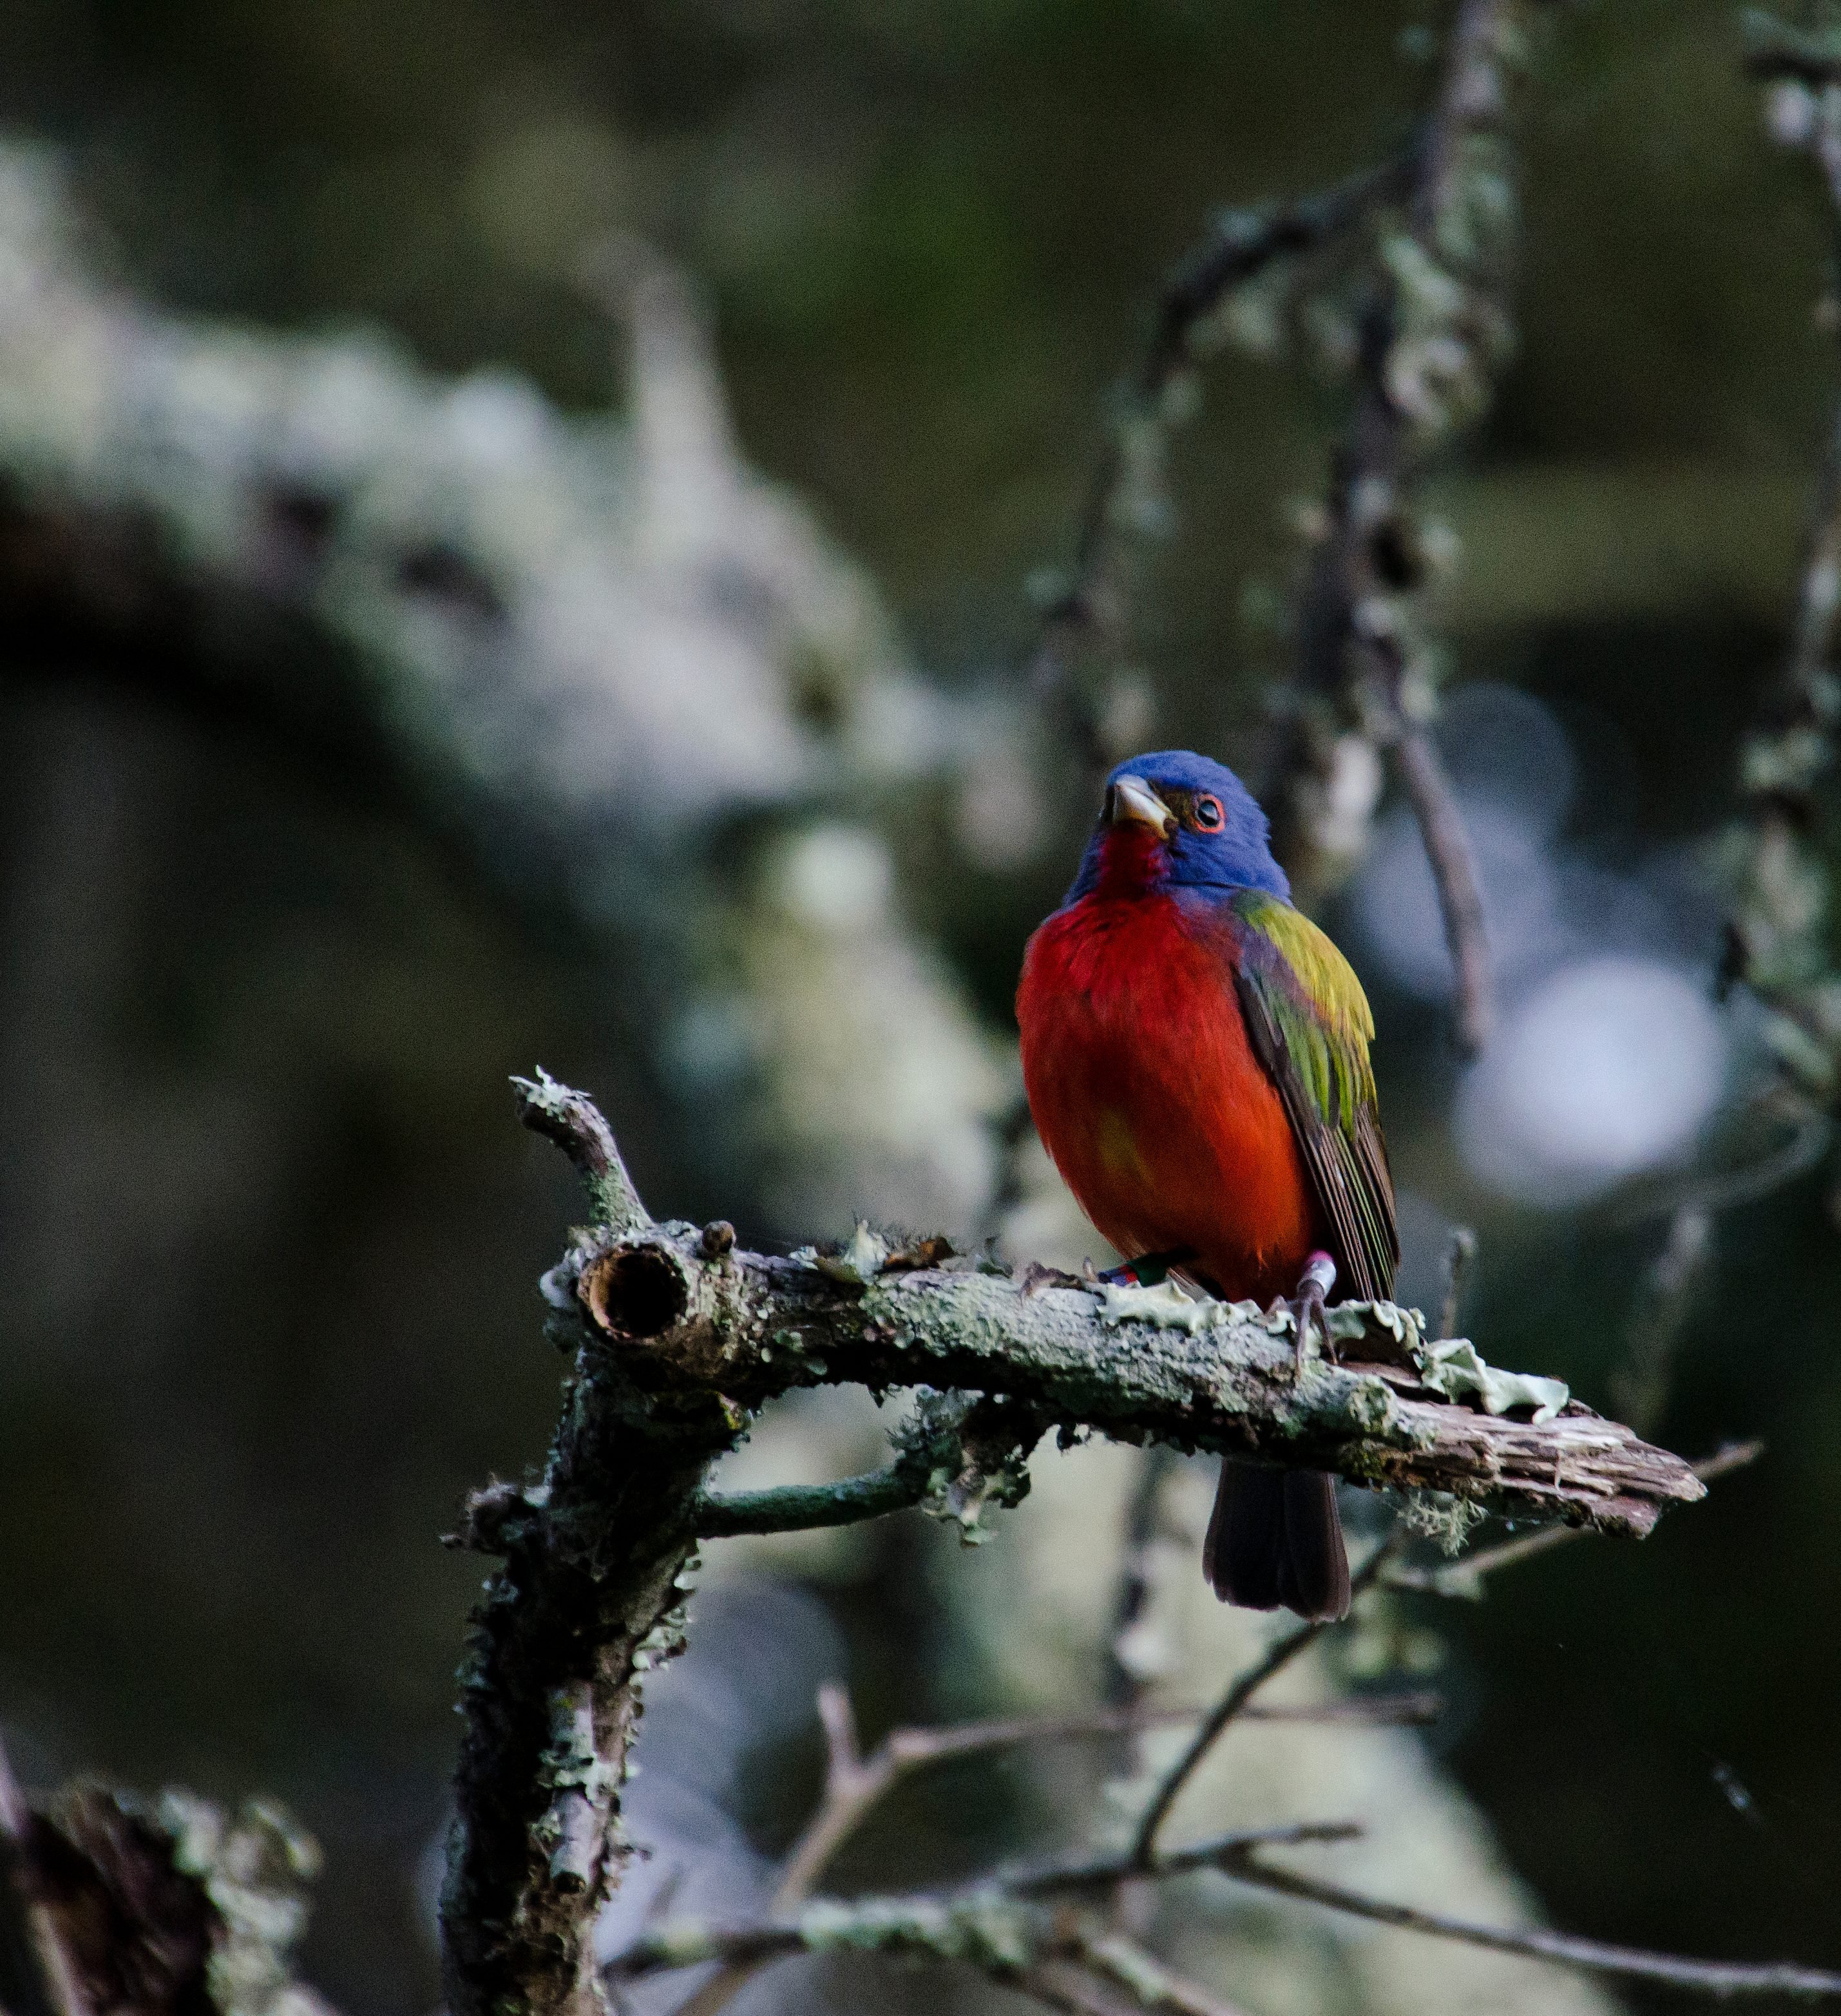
[1286,1250,1339,1380]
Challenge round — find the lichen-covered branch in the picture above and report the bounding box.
[0,147,1007,1251]
[441,1076,1701,2016]
[1276,0,1539,1054]
[687,1387,973,1537]
[606,1823,1364,1983]
[604,1816,1841,2004]
[438,1086,729,2016]
[1383,1439,1761,1599]
[1715,23,1841,1210]
[548,1215,1699,1537]
[0,1764,329,2016]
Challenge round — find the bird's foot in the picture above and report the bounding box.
[1096,1247,1193,1289]
[1284,1251,1339,1379]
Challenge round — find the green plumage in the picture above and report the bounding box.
[1228,892,1399,1304]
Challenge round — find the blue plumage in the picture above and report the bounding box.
[1065,751,1292,903]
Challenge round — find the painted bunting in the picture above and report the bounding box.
[1016,750,1397,1620]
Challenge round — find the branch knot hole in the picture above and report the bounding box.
[580,1244,690,1338]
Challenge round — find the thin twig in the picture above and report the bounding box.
[1024,1934,1255,2016]
[1012,1821,1362,1899]
[777,1689,1427,1957]
[1031,153,1415,769]
[1281,0,1531,1056]
[1721,28,1841,1189]
[772,1687,886,1912]
[1392,727,1493,1055]
[687,1394,975,1538]
[1385,1441,1764,1597]
[1101,1445,1190,1941]
[511,1069,649,1234]
[1108,1445,1180,1704]
[1073,1934,1255,2016]
[771,1685,1440,1910]
[668,1688,876,2016]
[1016,1959,1145,2016]
[1128,1534,1400,1869]
[893,1695,1442,1756]
[1438,1226,1477,1342]
[1218,1842,1841,1997]
[625,1813,1841,2002]
[618,1811,1841,2002]
[667,1684,1436,2008]
[1611,1205,1714,1438]
[612,1823,1368,1983]
[1127,1621,1326,1873]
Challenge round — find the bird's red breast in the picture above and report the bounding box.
[1016,888,1324,1303]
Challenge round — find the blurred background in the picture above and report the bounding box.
[1,1,1839,2011]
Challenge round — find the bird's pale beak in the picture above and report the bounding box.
[1107,775,1176,836]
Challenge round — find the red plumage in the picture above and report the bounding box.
[1019,757,1391,1621]
[1016,881,1325,1304]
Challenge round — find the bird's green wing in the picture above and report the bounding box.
[1228,891,1398,1303]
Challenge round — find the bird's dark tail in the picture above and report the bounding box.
[1203,1460,1351,1621]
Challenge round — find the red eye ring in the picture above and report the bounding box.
[1194,794,1225,831]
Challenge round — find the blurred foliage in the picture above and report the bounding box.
[4,2,1841,2013]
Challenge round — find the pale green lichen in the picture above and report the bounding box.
[799,1220,892,1284]
[1098,1279,1428,1364]
[1401,1487,1491,1556]
[1097,1279,1266,1332]
[1343,1300,1426,1351]
[798,1892,1035,1970]
[1340,1374,1398,1436]
[1082,1934,1178,2005]
[160,1791,325,2016]
[1418,1339,1569,1422]
[924,1448,1031,1546]
[640,1919,731,1969]
[535,1686,618,1807]
[632,1613,690,1668]
[1270,1298,1427,1356]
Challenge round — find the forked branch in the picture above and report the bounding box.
[441,1074,1703,2016]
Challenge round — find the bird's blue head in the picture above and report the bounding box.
[1065,750,1290,904]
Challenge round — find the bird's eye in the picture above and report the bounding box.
[1194,795,1224,831]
